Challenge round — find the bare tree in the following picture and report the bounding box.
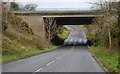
[44,17,61,43]
[2,2,11,30]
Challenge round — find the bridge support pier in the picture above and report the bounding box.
[18,15,46,38]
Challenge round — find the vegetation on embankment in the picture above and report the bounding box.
[82,1,119,71]
[2,43,57,64]
[3,30,58,64]
[84,23,119,72]
[58,26,70,40]
[2,14,59,64]
[51,26,70,46]
[2,13,70,64]
[90,46,118,72]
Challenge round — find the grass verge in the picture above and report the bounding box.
[89,46,118,72]
[58,31,70,40]
[2,44,58,64]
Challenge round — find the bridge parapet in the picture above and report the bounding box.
[10,11,104,16]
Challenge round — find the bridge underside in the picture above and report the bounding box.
[56,17,94,25]
[43,17,94,25]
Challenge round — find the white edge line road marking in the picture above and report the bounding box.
[33,46,74,73]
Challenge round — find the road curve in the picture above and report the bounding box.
[2,25,104,73]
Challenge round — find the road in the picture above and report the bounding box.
[2,25,104,73]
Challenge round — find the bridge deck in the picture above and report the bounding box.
[10,11,104,16]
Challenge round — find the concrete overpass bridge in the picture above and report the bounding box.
[10,11,103,37]
[11,11,103,25]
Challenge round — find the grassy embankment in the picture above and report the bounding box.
[58,26,70,40]
[82,25,118,72]
[2,15,69,64]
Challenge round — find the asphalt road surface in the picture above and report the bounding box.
[2,25,104,73]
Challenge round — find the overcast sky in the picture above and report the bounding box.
[3,0,119,10]
[17,0,93,10]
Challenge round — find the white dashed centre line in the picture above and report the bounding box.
[33,46,74,73]
[46,61,55,66]
[34,68,43,72]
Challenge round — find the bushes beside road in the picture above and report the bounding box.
[84,24,119,72]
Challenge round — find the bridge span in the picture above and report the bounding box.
[11,11,103,25]
[10,11,103,37]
